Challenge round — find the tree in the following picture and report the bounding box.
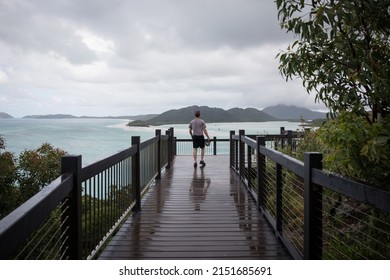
[318,112,390,187]
[0,137,67,218]
[276,1,390,187]
[276,0,390,121]
[17,143,66,203]
[0,135,18,219]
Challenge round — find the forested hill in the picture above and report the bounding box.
[128,105,278,126]
[0,112,14,119]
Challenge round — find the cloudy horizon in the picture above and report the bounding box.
[0,0,327,118]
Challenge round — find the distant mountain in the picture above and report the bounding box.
[0,112,13,119]
[125,114,158,121]
[262,105,327,121]
[22,114,158,120]
[79,114,158,120]
[227,107,277,122]
[18,105,326,124]
[128,105,277,126]
[23,114,78,119]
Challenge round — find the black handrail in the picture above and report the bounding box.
[0,128,175,260]
[230,130,390,260]
[0,175,74,259]
[174,137,230,155]
[2,126,388,260]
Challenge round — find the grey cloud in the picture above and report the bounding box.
[0,0,325,117]
[170,0,286,49]
[0,1,97,64]
[1,0,288,64]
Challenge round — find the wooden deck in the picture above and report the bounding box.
[99,156,291,259]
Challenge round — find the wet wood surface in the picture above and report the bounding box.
[99,156,291,259]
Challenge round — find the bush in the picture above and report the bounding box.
[0,136,66,219]
[318,112,390,188]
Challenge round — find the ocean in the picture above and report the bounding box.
[0,118,301,166]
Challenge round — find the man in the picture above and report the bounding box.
[189,110,210,168]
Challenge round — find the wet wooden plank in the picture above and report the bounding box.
[99,156,291,260]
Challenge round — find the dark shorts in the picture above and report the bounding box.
[192,135,205,149]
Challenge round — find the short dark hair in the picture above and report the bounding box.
[195,110,200,118]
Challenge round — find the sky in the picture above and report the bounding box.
[0,0,327,118]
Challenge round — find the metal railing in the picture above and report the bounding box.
[0,128,174,260]
[230,129,390,259]
[174,126,297,156]
[174,137,230,155]
[3,126,388,260]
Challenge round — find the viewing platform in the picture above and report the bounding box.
[1,128,388,260]
[99,156,291,259]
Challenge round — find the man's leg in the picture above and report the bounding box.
[200,148,206,167]
[193,148,198,167]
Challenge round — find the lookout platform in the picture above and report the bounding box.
[99,156,291,259]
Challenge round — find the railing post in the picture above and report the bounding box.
[287,130,293,148]
[132,136,141,211]
[256,136,265,212]
[279,127,285,149]
[235,136,239,171]
[304,152,323,260]
[239,130,245,180]
[213,136,217,155]
[247,144,252,190]
[174,136,177,156]
[61,155,82,260]
[229,131,235,168]
[166,130,171,169]
[170,127,175,156]
[155,129,161,180]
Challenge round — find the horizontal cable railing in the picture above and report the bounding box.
[0,128,174,260]
[174,137,230,155]
[312,169,390,259]
[175,126,298,157]
[230,129,390,260]
[0,175,74,259]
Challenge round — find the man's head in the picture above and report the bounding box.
[195,110,200,118]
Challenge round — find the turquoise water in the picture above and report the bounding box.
[0,119,301,166]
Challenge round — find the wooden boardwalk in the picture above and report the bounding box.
[99,156,291,260]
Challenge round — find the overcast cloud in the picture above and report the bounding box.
[0,0,326,117]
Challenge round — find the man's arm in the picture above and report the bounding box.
[203,127,210,139]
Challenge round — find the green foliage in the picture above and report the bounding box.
[17,143,66,202]
[276,0,390,187]
[293,129,324,162]
[276,0,390,119]
[0,135,5,150]
[0,137,67,219]
[318,112,390,188]
[81,184,133,259]
[0,136,18,219]
[287,112,390,188]
[279,124,389,259]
